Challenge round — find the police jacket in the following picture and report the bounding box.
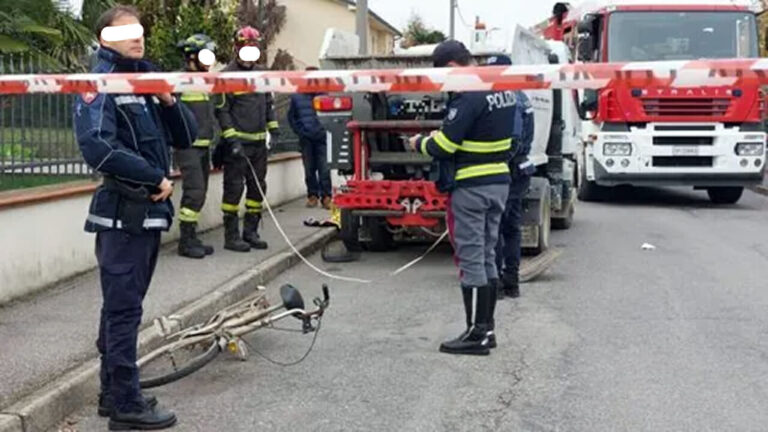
[74,47,198,233]
[287,93,325,143]
[215,61,279,143]
[420,90,516,188]
[180,92,216,147]
[512,91,536,178]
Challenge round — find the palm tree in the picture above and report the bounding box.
[0,0,113,70]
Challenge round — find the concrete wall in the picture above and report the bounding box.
[0,155,305,305]
[272,0,396,68]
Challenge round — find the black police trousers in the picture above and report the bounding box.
[222,143,268,214]
[95,229,160,412]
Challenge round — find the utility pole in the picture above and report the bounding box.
[356,0,369,55]
[449,0,456,40]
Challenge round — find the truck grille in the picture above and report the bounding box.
[641,98,731,117]
[652,136,714,146]
[652,156,714,167]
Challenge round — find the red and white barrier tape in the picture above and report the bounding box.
[3,59,768,95]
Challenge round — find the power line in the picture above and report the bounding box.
[455,0,472,28]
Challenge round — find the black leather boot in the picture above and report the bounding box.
[223,214,250,252]
[501,272,520,298]
[243,213,268,249]
[488,279,499,349]
[177,221,206,259]
[439,286,491,356]
[108,403,176,431]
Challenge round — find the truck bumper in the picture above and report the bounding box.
[589,124,766,187]
[593,163,764,187]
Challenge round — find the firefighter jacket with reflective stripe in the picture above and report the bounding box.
[74,47,198,233]
[420,90,516,188]
[180,92,216,147]
[215,61,279,143]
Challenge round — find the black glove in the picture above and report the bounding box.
[212,143,225,169]
[230,139,244,158]
[269,128,281,139]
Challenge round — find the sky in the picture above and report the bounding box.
[366,0,562,46]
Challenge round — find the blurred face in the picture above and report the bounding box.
[100,14,144,59]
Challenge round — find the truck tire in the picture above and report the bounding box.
[526,192,551,256]
[577,159,608,202]
[551,201,574,230]
[340,209,362,252]
[364,216,395,252]
[707,187,743,205]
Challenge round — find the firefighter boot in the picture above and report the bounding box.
[243,213,268,249]
[189,225,214,255]
[223,214,250,252]
[178,221,206,259]
[439,286,491,356]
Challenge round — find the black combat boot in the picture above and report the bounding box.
[243,213,268,249]
[439,286,491,356]
[108,401,176,431]
[223,214,250,252]
[177,221,207,259]
[488,278,499,349]
[501,271,520,298]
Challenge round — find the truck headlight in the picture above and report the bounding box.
[603,142,632,156]
[735,143,764,156]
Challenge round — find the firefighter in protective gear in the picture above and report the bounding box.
[409,40,514,356]
[214,26,280,252]
[175,33,218,259]
[487,55,536,299]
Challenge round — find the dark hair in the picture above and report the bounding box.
[94,5,141,38]
[305,66,319,71]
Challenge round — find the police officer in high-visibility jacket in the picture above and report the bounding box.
[175,33,218,259]
[409,40,514,356]
[487,55,536,299]
[214,26,280,252]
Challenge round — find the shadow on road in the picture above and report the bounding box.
[592,185,741,209]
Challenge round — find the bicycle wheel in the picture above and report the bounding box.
[139,336,220,389]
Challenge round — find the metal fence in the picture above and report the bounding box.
[0,52,300,192]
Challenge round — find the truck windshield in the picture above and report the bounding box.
[607,11,758,61]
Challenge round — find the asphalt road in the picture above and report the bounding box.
[69,187,768,432]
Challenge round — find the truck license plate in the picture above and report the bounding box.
[672,146,699,156]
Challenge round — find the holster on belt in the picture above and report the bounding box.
[103,177,151,235]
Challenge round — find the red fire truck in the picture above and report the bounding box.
[535,0,767,204]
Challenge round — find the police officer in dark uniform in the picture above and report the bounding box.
[175,34,218,259]
[214,26,280,252]
[488,55,536,299]
[409,40,514,356]
[74,6,197,430]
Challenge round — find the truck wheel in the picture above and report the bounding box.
[340,209,362,252]
[526,192,551,255]
[577,160,608,202]
[364,216,395,252]
[552,201,574,230]
[707,187,743,205]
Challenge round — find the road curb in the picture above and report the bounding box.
[749,185,768,197]
[2,228,337,432]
